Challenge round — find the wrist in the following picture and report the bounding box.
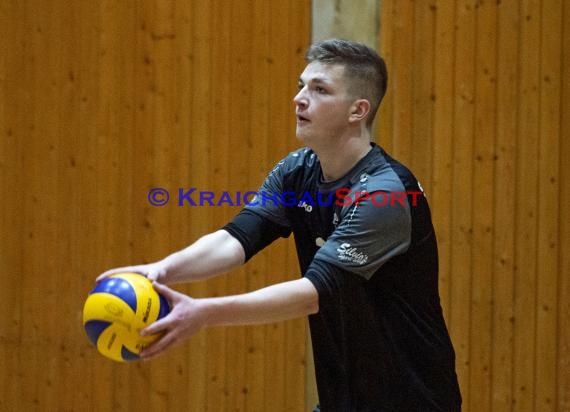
[156,251,185,283]
[195,297,224,328]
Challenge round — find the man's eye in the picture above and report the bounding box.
[315,86,326,93]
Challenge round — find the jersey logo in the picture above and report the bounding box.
[337,243,368,265]
[297,200,313,212]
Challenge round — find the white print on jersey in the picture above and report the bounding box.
[337,243,369,265]
[298,200,313,212]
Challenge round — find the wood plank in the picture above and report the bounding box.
[223,2,253,410]
[377,0,394,150]
[22,1,61,409]
[204,1,229,409]
[145,0,184,410]
[469,1,497,411]
[87,1,130,410]
[513,1,541,411]
[56,0,93,409]
[12,0,570,410]
[449,1,477,408]
[556,2,570,411]
[557,2,570,410]
[431,0,456,322]
[388,0,414,163]
[534,0,562,410]
[108,0,147,409]
[0,1,25,410]
[410,0,435,189]
[245,1,270,410]
[491,0,519,410]
[0,0,312,411]
[161,1,202,410]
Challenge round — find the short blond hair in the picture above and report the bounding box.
[306,39,388,128]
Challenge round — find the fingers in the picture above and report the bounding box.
[96,266,143,282]
[145,268,164,282]
[139,308,183,359]
[140,284,184,336]
[140,329,177,360]
[138,310,176,359]
[138,290,203,360]
[96,265,165,282]
[141,315,170,336]
[151,281,180,300]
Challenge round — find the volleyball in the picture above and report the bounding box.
[83,273,170,362]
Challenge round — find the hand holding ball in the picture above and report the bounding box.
[83,273,170,362]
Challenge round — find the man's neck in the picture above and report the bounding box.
[316,138,372,182]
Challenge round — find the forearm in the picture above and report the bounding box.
[160,229,245,284]
[139,277,319,359]
[202,278,319,326]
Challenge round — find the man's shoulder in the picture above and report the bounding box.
[268,147,319,179]
[282,147,319,168]
[348,149,407,194]
[364,147,421,193]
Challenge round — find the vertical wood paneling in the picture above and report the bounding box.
[387,0,414,163]
[245,3,270,410]
[450,2,476,407]
[0,1,309,411]
[224,3,250,409]
[429,0,455,319]
[4,0,568,410]
[206,3,231,410]
[558,4,570,410]
[514,0,541,410]
[492,1,518,410]
[377,0,394,151]
[0,1,25,411]
[470,1,497,410]
[558,3,570,411]
[379,0,569,411]
[535,0,562,410]
[410,0,434,187]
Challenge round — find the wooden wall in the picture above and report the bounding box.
[379,1,569,411]
[0,1,310,411]
[2,0,569,411]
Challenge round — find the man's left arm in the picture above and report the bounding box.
[139,278,318,359]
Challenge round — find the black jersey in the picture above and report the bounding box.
[224,144,462,411]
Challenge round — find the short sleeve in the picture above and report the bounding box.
[313,189,412,281]
[242,158,291,228]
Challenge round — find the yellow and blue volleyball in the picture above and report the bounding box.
[83,273,170,362]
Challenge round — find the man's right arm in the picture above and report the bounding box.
[97,229,245,284]
[98,152,297,285]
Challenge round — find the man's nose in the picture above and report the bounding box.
[294,88,308,108]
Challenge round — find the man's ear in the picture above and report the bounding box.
[348,99,371,123]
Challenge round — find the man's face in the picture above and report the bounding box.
[293,62,355,146]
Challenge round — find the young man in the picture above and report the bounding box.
[100,39,462,411]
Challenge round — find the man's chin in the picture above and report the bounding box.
[295,128,310,143]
